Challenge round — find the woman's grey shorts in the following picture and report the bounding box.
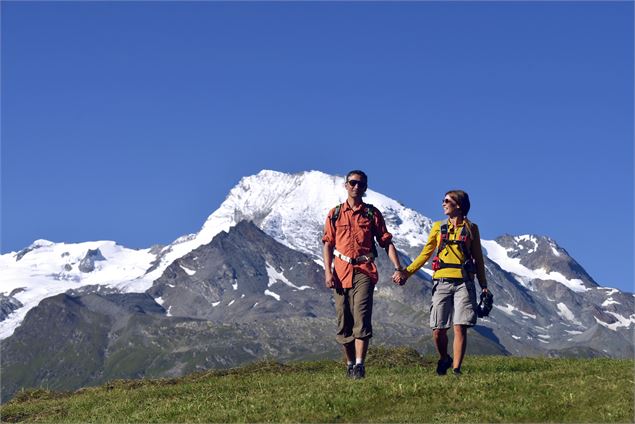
[430,279,478,329]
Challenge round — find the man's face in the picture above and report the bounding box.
[345,174,367,198]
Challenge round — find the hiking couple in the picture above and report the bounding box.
[322,170,489,379]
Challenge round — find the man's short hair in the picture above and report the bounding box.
[346,170,368,185]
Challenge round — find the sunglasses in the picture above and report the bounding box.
[347,180,366,188]
[442,198,457,205]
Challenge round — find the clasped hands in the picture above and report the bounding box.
[392,269,409,286]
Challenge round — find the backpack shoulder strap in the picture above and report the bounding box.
[364,203,376,220]
[331,203,343,224]
[438,221,450,253]
[458,220,473,259]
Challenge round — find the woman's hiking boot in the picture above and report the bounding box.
[436,356,453,375]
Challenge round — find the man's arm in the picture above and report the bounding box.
[386,243,402,271]
[322,210,337,289]
[323,242,335,288]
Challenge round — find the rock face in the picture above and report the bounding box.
[147,221,329,322]
[78,249,107,273]
[0,294,22,321]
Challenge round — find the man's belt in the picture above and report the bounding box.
[333,249,375,265]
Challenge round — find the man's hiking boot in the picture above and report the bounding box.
[453,368,462,377]
[346,364,355,378]
[353,363,365,379]
[436,356,453,375]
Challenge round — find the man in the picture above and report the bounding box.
[322,170,404,379]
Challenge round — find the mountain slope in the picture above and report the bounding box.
[0,168,633,397]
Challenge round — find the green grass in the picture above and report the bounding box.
[2,347,633,423]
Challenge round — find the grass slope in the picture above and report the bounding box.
[2,347,633,423]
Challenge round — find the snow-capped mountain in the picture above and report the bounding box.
[0,239,156,339]
[1,170,633,348]
[2,169,634,400]
[0,170,432,338]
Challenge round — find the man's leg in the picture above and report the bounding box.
[453,325,467,371]
[334,287,355,376]
[355,337,369,363]
[343,341,356,363]
[351,271,373,378]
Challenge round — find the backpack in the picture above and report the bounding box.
[431,220,476,279]
[331,203,379,258]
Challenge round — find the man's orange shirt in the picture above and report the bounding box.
[322,202,393,288]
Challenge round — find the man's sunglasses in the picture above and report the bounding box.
[347,180,366,188]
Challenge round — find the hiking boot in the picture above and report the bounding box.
[453,368,462,377]
[436,356,453,376]
[346,364,355,378]
[353,363,365,379]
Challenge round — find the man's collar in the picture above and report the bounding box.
[343,200,365,212]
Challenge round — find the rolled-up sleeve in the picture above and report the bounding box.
[373,210,393,248]
[406,221,439,276]
[322,209,335,245]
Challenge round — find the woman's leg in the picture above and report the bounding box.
[453,324,468,370]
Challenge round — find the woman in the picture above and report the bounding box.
[393,190,489,375]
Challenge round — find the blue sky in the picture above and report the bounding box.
[2,2,633,292]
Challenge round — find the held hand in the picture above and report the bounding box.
[392,270,408,286]
[325,271,335,289]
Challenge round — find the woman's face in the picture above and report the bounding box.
[442,195,459,216]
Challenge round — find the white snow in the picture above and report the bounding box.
[482,239,589,293]
[228,300,235,306]
[517,235,538,254]
[493,303,537,319]
[179,264,196,276]
[212,301,221,307]
[232,279,238,291]
[565,330,583,335]
[602,298,620,307]
[195,170,433,261]
[594,312,635,331]
[265,262,312,290]
[511,335,521,340]
[0,240,157,339]
[264,290,280,301]
[556,303,583,326]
